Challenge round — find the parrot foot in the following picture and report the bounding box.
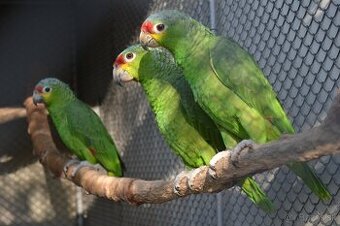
[63,159,80,176]
[188,166,206,192]
[208,151,231,179]
[174,170,191,196]
[230,139,255,168]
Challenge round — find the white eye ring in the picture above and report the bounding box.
[43,86,52,93]
[153,23,166,34]
[124,52,135,62]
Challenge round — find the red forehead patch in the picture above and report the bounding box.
[141,21,153,33]
[35,85,43,93]
[114,54,124,66]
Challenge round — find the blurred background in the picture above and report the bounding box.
[0,0,339,225]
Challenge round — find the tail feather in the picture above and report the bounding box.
[238,177,275,213]
[288,162,331,200]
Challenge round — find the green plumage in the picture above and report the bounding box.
[33,78,123,176]
[113,45,275,212]
[141,10,331,200]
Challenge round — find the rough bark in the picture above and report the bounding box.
[23,92,340,205]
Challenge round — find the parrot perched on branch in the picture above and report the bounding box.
[113,45,275,212]
[33,78,123,176]
[139,10,331,200]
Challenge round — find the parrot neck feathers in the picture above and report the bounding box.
[137,50,183,113]
[170,20,213,62]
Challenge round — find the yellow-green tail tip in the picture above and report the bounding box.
[240,177,276,213]
[318,189,332,201]
[289,162,332,201]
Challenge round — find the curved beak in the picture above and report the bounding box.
[139,30,160,49]
[32,91,44,106]
[112,66,134,87]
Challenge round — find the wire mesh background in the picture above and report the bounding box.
[0,0,339,226]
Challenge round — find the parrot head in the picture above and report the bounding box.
[140,10,196,52]
[112,45,148,85]
[33,78,74,107]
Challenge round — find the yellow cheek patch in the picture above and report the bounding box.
[120,63,135,77]
[120,63,129,70]
[117,63,139,80]
[41,92,52,101]
[151,33,164,41]
[122,63,137,77]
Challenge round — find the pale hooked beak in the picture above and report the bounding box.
[139,30,160,49]
[32,90,43,106]
[112,66,134,87]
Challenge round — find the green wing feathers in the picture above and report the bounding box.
[50,100,123,177]
[177,79,226,152]
[209,36,330,200]
[210,37,295,135]
[68,102,123,177]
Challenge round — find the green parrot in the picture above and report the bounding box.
[33,78,123,176]
[113,44,275,212]
[139,10,331,200]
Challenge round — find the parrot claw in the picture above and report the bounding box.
[230,139,255,168]
[188,166,206,191]
[208,151,231,179]
[63,159,80,176]
[174,170,191,196]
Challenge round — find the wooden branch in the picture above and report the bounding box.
[0,107,26,123]
[24,92,340,205]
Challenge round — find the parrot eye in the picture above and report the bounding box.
[154,23,166,33]
[43,86,52,93]
[124,52,135,62]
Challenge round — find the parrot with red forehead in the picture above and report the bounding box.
[33,78,123,176]
[113,45,275,212]
[139,10,331,200]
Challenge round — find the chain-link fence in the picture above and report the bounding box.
[0,0,339,226]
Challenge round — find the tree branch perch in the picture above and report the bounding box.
[24,92,340,205]
[0,107,26,124]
